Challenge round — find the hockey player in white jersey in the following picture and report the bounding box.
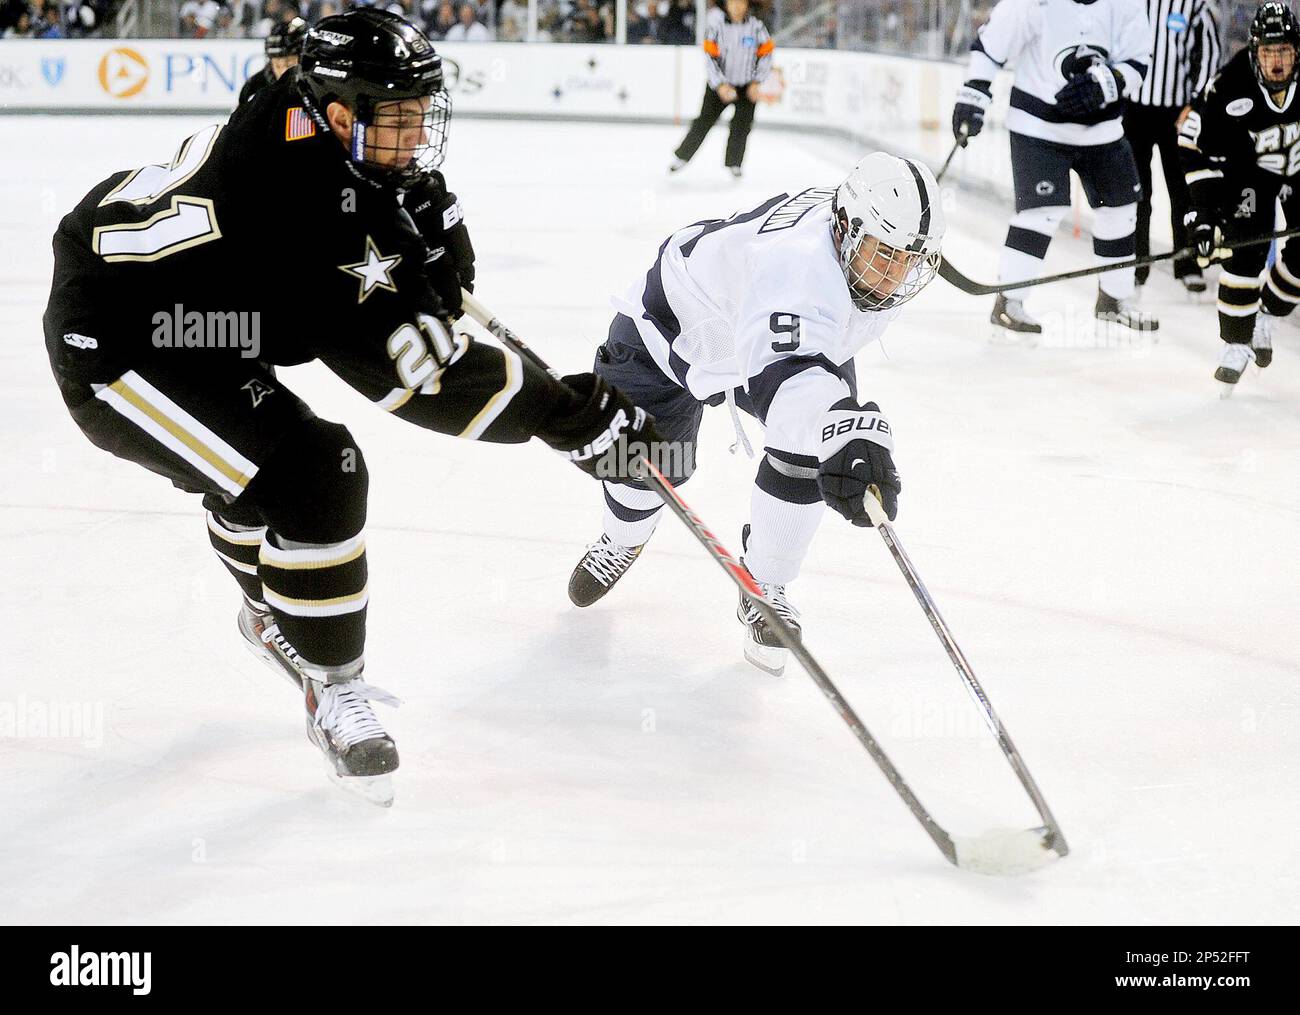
[953,0,1159,336]
[567,153,944,675]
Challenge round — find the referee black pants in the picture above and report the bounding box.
[675,86,756,168]
[1123,103,1196,282]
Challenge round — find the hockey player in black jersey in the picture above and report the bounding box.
[43,9,659,805]
[1179,1,1300,391]
[238,16,307,106]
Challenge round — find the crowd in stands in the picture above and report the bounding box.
[0,1,1269,57]
[0,0,707,43]
[0,0,108,36]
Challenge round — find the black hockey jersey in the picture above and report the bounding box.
[237,65,277,105]
[45,72,446,389]
[1179,46,1300,208]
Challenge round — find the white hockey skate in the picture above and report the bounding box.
[1252,311,1275,369]
[239,598,400,806]
[1214,341,1253,398]
[736,526,801,676]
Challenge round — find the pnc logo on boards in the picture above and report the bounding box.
[97,47,150,99]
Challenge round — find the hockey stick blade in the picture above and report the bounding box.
[939,225,1300,296]
[952,827,1062,876]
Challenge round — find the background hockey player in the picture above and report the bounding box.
[953,0,1159,336]
[238,15,307,105]
[43,10,659,805]
[567,152,944,676]
[669,0,774,180]
[1179,1,1299,390]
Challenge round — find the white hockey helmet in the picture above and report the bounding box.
[831,152,945,311]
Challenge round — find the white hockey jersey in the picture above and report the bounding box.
[969,0,1152,146]
[612,189,898,457]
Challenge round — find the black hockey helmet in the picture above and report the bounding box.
[1249,2,1300,89]
[265,16,307,59]
[298,8,451,185]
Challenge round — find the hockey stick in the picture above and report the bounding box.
[863,490,1068,870]
[460,290,1062,874]
[938,225,1300,296]
[934,127,967,184]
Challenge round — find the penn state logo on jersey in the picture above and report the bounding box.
[1054,44,1110,85]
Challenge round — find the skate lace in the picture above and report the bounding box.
[314,680,401,749]
[582,536,640,587]
[742,582,800,626]
[260,622,301,664]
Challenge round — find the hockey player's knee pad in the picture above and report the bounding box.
[1092,202,1138,239]
[246,418,368,543]
[1010,205,1068,236]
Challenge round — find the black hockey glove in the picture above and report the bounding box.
[539,373,665,481]
[1184,207,1227,266]
[1053,64,1122,118]
[405,173,477,321]
[817,398,900,527]
[952,80,992,143]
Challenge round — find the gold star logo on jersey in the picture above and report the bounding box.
[338,237,402,304]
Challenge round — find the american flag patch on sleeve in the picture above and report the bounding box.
[285,107,316,141]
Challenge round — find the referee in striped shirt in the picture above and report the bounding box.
[1123,0,1223,292]
[669,0,775,179]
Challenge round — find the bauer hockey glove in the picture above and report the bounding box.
[539,373,665,481]
[404,173,477,321]
[1053,64,1122,118]
[952,80,991,143]
[817,398,900,527]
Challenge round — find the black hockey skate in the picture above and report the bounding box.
[239,598,399,806]
[1180,272,1208,295]
[239,597,305,690]
[989,294,1042,337]
[736,525,801,676]
[568,534,646,607]
[303,676,400,807]
[1095,290,1159,331]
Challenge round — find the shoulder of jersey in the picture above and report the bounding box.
[750,202,851,322]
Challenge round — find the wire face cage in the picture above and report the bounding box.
[356,90,453,184]
[838,230,941,312]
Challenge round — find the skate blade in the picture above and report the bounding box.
[1218,380,1237,399]
[744,637,788,676]
[325,766,395,807]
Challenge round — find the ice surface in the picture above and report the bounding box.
[1,115,1297,924]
